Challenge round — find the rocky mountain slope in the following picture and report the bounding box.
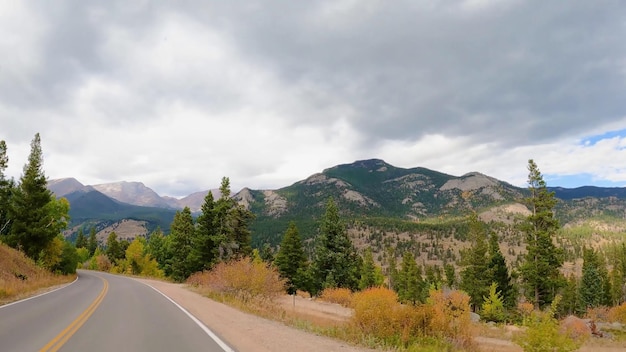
[48,159,626,248]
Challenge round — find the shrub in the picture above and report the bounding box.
[319,287,353,307]
[187,257,285,305]
[608,302,626,323]
[352,287,400,339]
[481,282,506,323]
[584,306,610,322]
[427,288,473,348]
[513,297,581,352]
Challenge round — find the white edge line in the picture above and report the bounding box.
[0,275,79,309]
[138,281,236,352]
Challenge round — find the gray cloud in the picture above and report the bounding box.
[1,0,625,196]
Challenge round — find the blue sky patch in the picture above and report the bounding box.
[580,128,626,146]
[545,173,625,188]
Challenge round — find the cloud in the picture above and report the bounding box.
[1,1,625,196]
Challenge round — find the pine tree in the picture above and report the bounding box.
[212,177,254,260]
[311,198,359,294]
[578,248,606,310]
[396,251,425,304]
[519,159,564,309]
[0,140,14,237]
[105,232,124,264]
[274,222,308,295]
[359,248,384,290]
[75,229,87,248]
[169,207,195,281]
[146,228,171,272]
[488,232,515,308]
[460,213,491,311]
[385,246,398,290]
[87,227,98,256]
[6,133,59,260]
[189,191,218,272]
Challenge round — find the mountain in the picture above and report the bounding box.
[47,177,93,196]
[92,181,175,208]
[49,159,626,248]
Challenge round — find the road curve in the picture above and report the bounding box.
[0,270,233,352]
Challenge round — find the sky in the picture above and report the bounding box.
[1,1,626,198]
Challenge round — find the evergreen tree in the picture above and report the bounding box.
[0,140,14,237]
[274,222,308,295]
[169,207,195,281]
[105,232,124,264]
[444,263,456,288]
[488,232,515,308]
[6,134,60,260]
[189,191,218,272]
[559,274,578,317]
[75,228,87,248]
[311,198,359,294]
[578,248,606,311]
[358,248,384,290]
[212,177,253,260]
[385,246,398,290]
[87,227,98,256]
[396,251,425,304]
[519,159,564,309]
[460,213,491,311]
[146,228,172,274]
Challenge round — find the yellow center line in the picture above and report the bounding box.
[39,276,109,352]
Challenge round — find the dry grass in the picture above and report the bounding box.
[0,243,75,304]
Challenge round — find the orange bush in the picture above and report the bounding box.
[427,289,473,348]
[584,306,610,322]
[351,287,400,339]
[608,302,626,323]
[186,257,285,305]
[319,287,353,307]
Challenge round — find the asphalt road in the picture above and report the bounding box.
[0,270,234,352]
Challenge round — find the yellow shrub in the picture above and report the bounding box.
[352,287,400,339]
[319,287,353,307]
[608,302,626,323]
[186,257,285,305]
[427,289,473,348]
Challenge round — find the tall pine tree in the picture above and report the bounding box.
[274,222,308,295]
[189,191,218,272]
[311,198,359,294]
[519,159,563,309]
[6,134,59,260]
[487,232,515,308]
[459,212,491,311]
[0,140,13,237]
[395,251,426,304]
[169,207,195,282]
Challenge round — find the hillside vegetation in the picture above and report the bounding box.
[0,243,74,304]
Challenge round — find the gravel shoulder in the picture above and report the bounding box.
[135,278,376,352]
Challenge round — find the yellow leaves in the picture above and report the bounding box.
[187,257,285,305]
[319,287,353,307]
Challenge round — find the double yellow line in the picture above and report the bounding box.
[40,276,109,352]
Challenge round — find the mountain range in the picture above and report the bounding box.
[47,159,626,245]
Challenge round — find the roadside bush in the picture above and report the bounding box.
[513,297,581,352]
[608,302,626,323]
[352,287,400,339]
[319,287,353,307]
[187,257,285,305]
[427,288,473,348]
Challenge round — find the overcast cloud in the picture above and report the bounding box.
[1,0,625,197]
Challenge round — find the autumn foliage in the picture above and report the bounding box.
[187,257,285,305]
[319,287,354,307]
[349,286,473,348]
[608,302,626,323]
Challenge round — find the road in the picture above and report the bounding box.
[0,270,234,352]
